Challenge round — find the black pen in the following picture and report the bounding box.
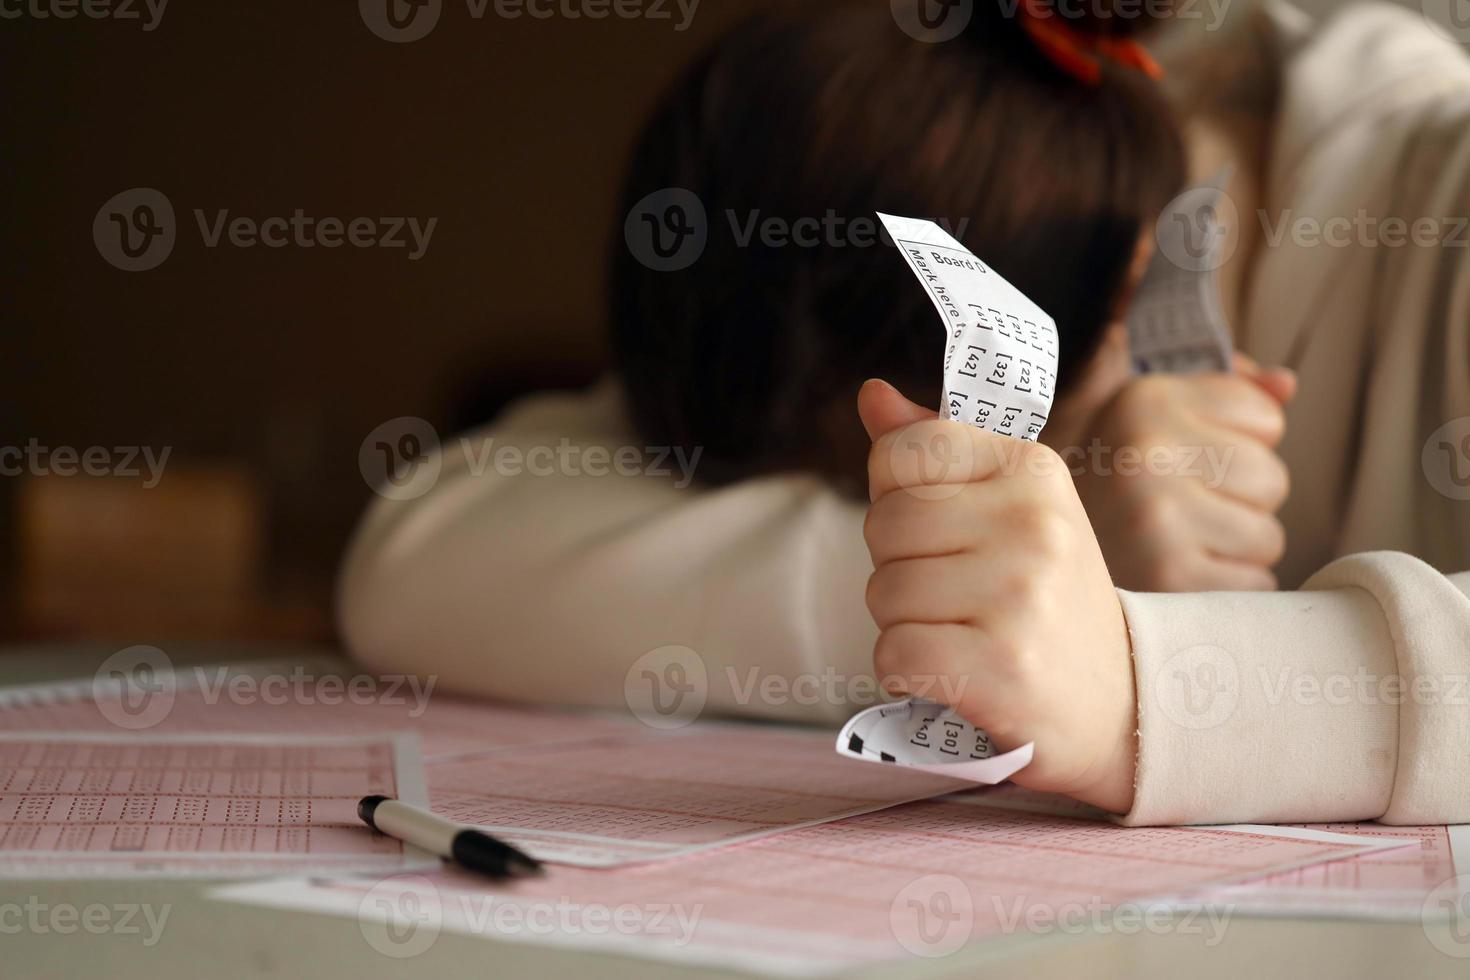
[358,795,544,879]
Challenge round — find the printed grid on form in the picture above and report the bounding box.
[427,725,971,866]
[1194,823,1470,919]
[214,798,1400,977]
[0,732,430,877]
[961,785,1464,920]
[0,668,970,868]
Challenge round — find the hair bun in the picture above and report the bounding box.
[961,0,1169,85]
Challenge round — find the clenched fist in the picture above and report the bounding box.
[1070,355,1295,592]
[858,379,1137,814]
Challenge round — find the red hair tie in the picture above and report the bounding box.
[1016,0,1163,87]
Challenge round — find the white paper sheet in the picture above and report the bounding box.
[210,800,1403,976]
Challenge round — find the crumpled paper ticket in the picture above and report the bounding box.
[833,213,1059,785]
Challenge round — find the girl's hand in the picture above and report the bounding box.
[1070,355,1295,592]
[858,379,1137,814]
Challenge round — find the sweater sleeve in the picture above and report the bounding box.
[337,383,877,726]
[1117,551,1470,826]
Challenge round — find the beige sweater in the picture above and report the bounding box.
[340,4,1470,825]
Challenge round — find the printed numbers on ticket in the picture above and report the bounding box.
[832,214,1053,786]
[876,212,1058,442]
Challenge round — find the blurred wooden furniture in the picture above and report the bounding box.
[13,465,331,642]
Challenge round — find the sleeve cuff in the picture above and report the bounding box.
[1309,554,1470,824]
[1114,574,1399,826]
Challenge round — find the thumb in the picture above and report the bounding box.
[858,379,937,442]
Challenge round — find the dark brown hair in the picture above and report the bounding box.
[610,0,1186,491]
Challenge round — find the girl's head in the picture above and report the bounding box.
[610,1,1185,491]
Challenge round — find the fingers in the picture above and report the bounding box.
[871,623,1031,739]
[867,420,1031,502]
[857,379,937,441]
[866,553,988,629]
[861,379,1062,501]
[872,622,980,705]
[1197,426,1291,510]
[1184,374,1288,446]
[1192,556,1278,592]
[1183,486,1287,566]
[863,475,1069,566]
[864,483,985,565]
[1121,541,1278,592]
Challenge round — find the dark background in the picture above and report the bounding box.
[2,0,774,642]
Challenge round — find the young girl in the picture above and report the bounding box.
[340,1,1470,825]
